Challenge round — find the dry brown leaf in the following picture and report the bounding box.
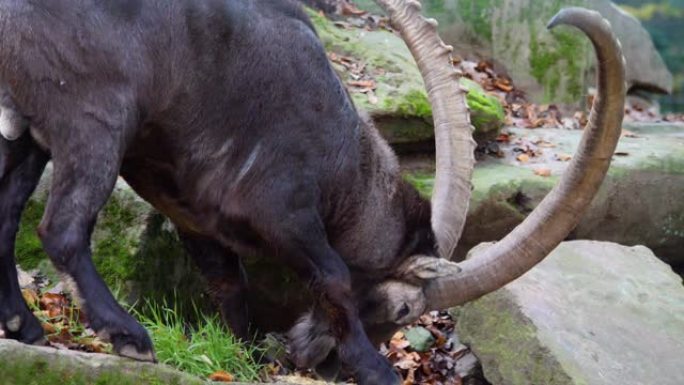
[556,153,572,162]
[496,133,511,143]
[347,79,376,89]
[534,168,552,177]
[536,140,556,148]
[494,79,513,93]
[621,129,639,138]
[209,371,234,382]
[395,355,420,370]
[341,2,368,16]
[402,368,417,385]
[22,289,40,308]
[516,154,530,163]
[41,322,57,334]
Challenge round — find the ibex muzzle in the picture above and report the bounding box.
[0,0,624,383]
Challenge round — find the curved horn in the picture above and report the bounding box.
[423,7,626,309]
[372,0,476,260]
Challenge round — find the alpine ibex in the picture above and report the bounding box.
[0,0,624,383]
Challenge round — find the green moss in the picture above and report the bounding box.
[15,184,206,313]
[15,199,46,270]
[126,214,207,316]
[0,357,195,385]
[620,3,684,21]
[457,0,503,42]
[92,194,143,288]
[527,1,588,103]
[460,78,505,136]
[390,90,433,120]
[404,163,558,207]
[663,212,684,239]
[457,290,574,385]
[403,172,434,198]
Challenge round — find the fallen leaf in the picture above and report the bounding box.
[536,140,556,148]
[534,168,552,177]
[621,130,639,138]
[493,78,513,92]
[341,2,368,16]
[402,368,416,385]
[41,322,56,334]
[22,289,40,308]
[40,292,68,309]
[209,371,234,382]
[347,79,376,89]
[556,153,572,162]
[516,154,530,163]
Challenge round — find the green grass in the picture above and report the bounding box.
[135,301,263,382]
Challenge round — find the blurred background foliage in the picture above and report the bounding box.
[616,0,684,112]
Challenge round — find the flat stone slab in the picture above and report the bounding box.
[0,338,338,385]
[456,241,684,385]
[0,338,205,385]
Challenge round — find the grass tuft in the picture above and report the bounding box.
[135,301,263,382]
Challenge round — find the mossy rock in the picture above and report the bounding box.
[0,339,206,385]
[404,124,684,270]
[459,77,505,141]
[0,339,324,385]
[308,8,504,147]
[15,167,207,313]
[456,241,684,385]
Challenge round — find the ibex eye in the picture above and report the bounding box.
[396,303,410,321]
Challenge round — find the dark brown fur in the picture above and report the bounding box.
[0,1,435,383]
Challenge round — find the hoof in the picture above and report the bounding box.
[117,344,157,363]
[1,311,45,345]
[6,315,22,332]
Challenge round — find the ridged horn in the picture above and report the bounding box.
[372,0,476,260]
[423,7,626,309]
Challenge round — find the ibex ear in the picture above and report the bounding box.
[396,255,463,285]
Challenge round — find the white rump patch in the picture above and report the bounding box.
[0,106,26,141]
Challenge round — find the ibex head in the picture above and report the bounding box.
[374,1,625,335]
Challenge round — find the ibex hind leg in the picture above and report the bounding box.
[0,137,48,344]
[179,232,249,340]
[36,100,155,362]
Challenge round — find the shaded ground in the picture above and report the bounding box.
[8,269,488,385]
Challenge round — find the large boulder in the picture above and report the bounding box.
[354,0,673,106]
[404,122,684,271]
[455,241,684,385]
[589,1,673,94]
